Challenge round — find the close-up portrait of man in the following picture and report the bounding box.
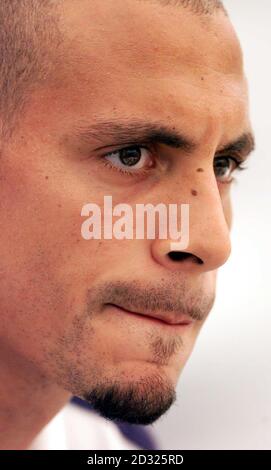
[1,0,267,453]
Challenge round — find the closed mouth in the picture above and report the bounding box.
[107,303,194,327]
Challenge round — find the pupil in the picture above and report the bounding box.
[120,147,141,166]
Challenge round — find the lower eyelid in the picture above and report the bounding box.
[218,178,235,186]
[101,158,150,177]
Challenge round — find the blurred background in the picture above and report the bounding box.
[149,0,271,450]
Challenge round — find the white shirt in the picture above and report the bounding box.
[27,401,142,450]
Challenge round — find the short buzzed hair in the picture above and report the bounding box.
[0,0,227,145]
[0,0,63,144]
[138,0,227,15]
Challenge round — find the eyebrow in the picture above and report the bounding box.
[73,119,256,158]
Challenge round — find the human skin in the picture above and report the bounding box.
[0,0,254,449]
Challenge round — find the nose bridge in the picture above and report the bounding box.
[189,171,232,266]
[150,170,232,272]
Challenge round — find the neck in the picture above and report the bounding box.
[0,341,71,450]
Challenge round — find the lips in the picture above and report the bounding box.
[107,303,194,326]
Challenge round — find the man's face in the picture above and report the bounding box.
[0,0,252,424]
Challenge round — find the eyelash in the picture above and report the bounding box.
[100,144,248,180]
[216,156,247,185]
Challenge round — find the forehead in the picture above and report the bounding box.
[31,0,251,145]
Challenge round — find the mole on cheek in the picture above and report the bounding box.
[196,168,204,172]
[191,189,198,196]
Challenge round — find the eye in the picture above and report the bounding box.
[213,156,245,183]
[102,145,154,175]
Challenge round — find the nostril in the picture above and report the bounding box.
[168,252,191,262]
[168,251,204,264]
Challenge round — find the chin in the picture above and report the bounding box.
[80,368,178,425]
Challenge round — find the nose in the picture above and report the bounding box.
[150,174,232,273]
